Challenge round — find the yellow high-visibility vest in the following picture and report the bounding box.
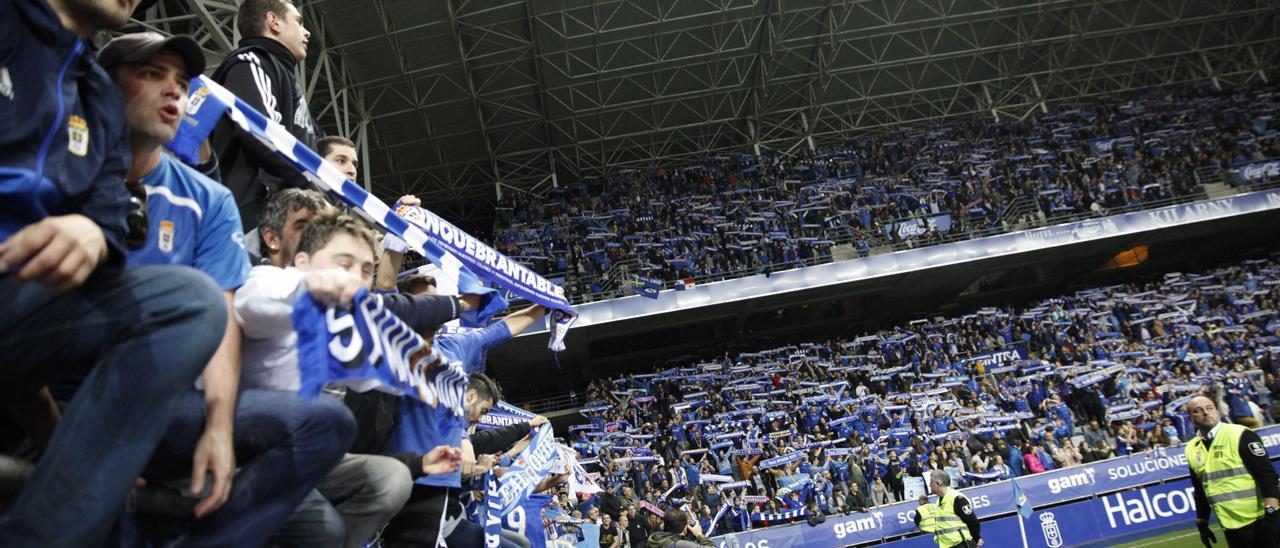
[933,488,974,548]
[916,502,940,533]
[1186,423,1264,529]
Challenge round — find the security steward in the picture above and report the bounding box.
[914,495,940,536]
[1184,396,1279,548]
[913,471,982,547]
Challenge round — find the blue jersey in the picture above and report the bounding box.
[829,459,849,482]
[682,462,700,487]
[930,416,953,434]
[802,409,822,430]
[389,323,510,488]
[671,423,688,444]
[127,154,248,289]
[435,321,512,374]
[388,357,471,488]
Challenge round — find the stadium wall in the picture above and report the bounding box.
[711,425,1280,548]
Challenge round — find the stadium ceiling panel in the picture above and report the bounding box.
[150,0,1279,230]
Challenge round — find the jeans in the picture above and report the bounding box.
[500,528,531,548]
[135,389,356,547]
[270,490,345,548]
[0,266,225,547]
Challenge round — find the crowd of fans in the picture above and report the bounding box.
[561,256,1280,536]
[496,87,1280,298]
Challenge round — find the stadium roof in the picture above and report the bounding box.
[132,0,1279,230]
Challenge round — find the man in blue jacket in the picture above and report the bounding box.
[0,1,226,546]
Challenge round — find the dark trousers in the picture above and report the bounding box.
[383,486,522,548]
[132,390,356,547]
[1224,513,1280,548]
[383,485,459,547]
[0,266,225,547]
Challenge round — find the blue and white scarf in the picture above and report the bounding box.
[488,402,559,517]
[964,469,1004,480]
[170,76,576,350]
[477,399,533,431]
[293,289,467,408]
[750,508,807,522]
[758,451,806,469]
[382,204,505,327]
[481,471,503,547]
[705,503,730,536]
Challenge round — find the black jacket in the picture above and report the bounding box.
[845,488,870,511]
[211,36,319,230]
[953,492,982,542]
[471,422,533,455]
[1188,427,1280,523]
[344,294,464,478]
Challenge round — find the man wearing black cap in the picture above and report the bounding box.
[0,2,226,546]
[97,32,360,546]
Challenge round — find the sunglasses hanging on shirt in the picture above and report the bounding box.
[124,180,149,250]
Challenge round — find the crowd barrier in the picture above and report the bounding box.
[712,424,1280,548]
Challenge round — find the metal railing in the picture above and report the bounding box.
[998,194,1039,228]
[1195,165,1226,186]
[511,392,584,414]
[600,257,640,294]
